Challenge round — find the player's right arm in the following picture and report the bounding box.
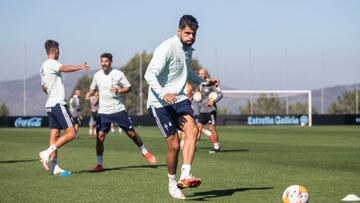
[144,44,172,101]
[59,64,89,72]
[86,75,97,98]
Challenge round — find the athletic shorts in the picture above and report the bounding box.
[96,111,134,134]
[198,111,217,125]
[148,99,194,138]
[72,116,81,125]
[46,104,74,129]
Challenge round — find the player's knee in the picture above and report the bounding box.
[169,142,180,152]
[126,130,136,138]
[97,132,106,142]
[66,128,76,140]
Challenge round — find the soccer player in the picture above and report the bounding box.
[39,39,89,176]
[86,91,99,136]
[145,15,219,199]
[196,68,223,153]
[69,89,82,138]
[87,53,157,172]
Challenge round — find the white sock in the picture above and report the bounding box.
[180,164,191,180]
[214,142,220,150]
[168,174,177,187]
[139,145,148,155]
[44,145,57,157]
[97,155,103,166]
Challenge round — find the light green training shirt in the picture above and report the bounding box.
[145,35,205,108]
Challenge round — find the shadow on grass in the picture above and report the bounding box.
[187,186,274,201]
[73,164,167,174]
[0,159,37,164]
[198,147,249,153]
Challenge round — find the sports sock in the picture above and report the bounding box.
[180,164,191,180]
[139,145,148,155]
[168,174,177,186]
[214,142,220,150]
[96,155,103,166]
[44,145,57,157]
[50,156,58,173]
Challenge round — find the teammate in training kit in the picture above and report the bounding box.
[145,15,219,199]
[196,68,223,153]
[87,53,157,172]
[69,89,82,138]
[86,91,99,136]
[39,39,89,176]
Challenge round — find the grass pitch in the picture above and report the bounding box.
[0,126,359,202]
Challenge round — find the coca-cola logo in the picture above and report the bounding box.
[14,117,43,127]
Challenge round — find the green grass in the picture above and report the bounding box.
[0,126,359,202]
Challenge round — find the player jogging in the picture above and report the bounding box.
[86,91,99,136]
[87,53,157,172]
[69,89,82,138]
[145,15,219,199]
[196,68,223,153]
[39,39,89,176]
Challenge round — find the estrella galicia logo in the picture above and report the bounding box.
[14,117,43,128]
[299,115,309,125]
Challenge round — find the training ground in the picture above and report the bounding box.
[0,126,359,202]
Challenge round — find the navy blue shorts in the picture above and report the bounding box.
[148,99,194,138]
[198,111,217,125]
[97,111,134,134]
[46,104,74,129]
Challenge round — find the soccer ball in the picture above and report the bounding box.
[282,185,309,203]
[208,92,218,101]
[193,91,202,102]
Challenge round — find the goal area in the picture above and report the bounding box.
[218,90,312,126]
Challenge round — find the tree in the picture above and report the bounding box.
[328,90,359,114]
[239,94,286,114]
[288,102,319,115]
[120,52,204,115]
[0,103,10,116]
[217,107,230,115]
[70,75,92,116]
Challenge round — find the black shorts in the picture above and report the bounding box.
[46,104,74,129]
[97,111,134,134]
[198,111,217,125]
[148,99,194,138]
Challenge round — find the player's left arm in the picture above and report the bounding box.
[111,72,131,94]
[214,87,223,103]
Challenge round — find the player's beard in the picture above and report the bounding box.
[102,66,111,74]
[181,39,195,48]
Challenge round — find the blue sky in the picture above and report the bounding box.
[0,0,359,90]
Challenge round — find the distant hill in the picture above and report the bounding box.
[0,71,96,116]
[0,73,358,115]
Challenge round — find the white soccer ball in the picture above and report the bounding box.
[208,92,218,101]
[193,91,202,102]
[282,185,309,203]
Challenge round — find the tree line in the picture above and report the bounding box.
[0,52,358,116]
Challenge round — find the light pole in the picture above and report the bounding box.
[23,46,27,116]
[139,53,143,115]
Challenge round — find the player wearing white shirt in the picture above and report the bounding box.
[86,91,99,136]
[196,69,223,153]
[69,89,82,138]
[145,15,219,199]
[87,53,157,172]
[38,39,89,176]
